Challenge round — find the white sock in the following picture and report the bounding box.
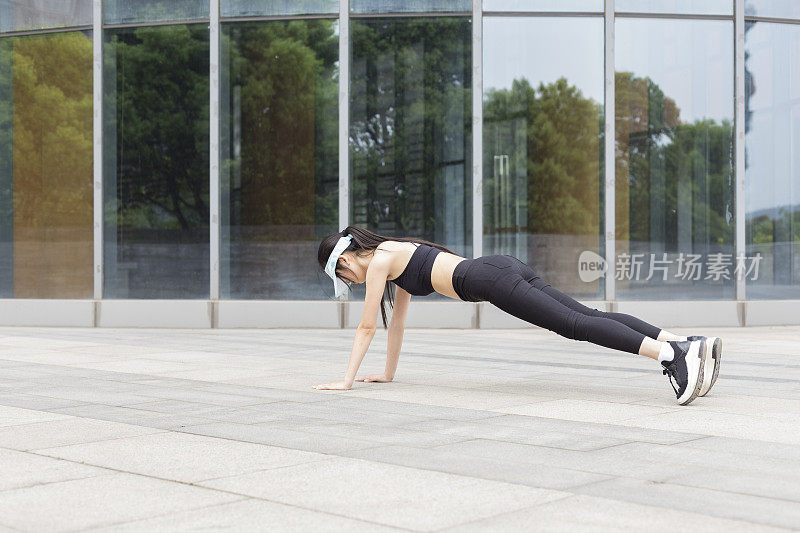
[678,336,688,341]
[657,342,675,364]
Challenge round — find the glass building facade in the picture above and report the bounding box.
[0,1,798,326]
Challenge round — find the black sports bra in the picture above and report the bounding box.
[388,243,442,296]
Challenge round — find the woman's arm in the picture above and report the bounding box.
[313,253,392,391]
[358,285,410,383]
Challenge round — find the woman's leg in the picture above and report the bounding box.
[520,270,685,342]
[486,273,650,355]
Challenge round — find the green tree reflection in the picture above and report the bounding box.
[350,17,471,237]
[222,20,338,241]
[0,32,93,298]
[482,73,733,250]
[106,25,209,232]
[484,77,601,237]
[616,71,734,249]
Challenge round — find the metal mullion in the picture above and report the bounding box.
[735,0,746,302]
[472,0,482,261]
[604,0,615,302]
[219,14,336,23]
[482,11,602,17]
[0,25,92,37]
[744,16,800,25]
[339,0,350,315]
[615,12,732,20]
[210,0,220,304]
[93,0,103,303]
[350,11,470,18]
[102,18,210,29]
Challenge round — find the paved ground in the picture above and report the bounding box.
[0,325,799,532]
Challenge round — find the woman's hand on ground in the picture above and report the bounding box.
[355,374,393,383]
[313,381,351,390]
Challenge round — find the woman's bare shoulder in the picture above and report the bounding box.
[375,240,412,253]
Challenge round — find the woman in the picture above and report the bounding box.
[314,226,722,405]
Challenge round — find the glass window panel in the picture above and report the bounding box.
[220,20,339,300]
[351,1,469,14]
[615,18,735,300]
[103,0,208,25]
[0,32,93,298]
[349,17,471,302]
[483,17,604,299]
[745,21,800,298]
[103,24,209,298]
[484,0,601,12]
[616,0,731,15]
[0,0,91,33]
[222,0,337,17]
[0,38,8,293]
[746,1,800,19]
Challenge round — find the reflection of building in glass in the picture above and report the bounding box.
[744,18,800,298]
[0,1,799,326]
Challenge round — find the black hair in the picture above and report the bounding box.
[317,225,456,328]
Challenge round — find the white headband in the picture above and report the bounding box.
[324,234,353,298]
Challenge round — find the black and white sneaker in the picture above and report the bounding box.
[687,335,722,397]
[661,339,706,406]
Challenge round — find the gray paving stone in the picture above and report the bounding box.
[343,444,610,490]
[183,383,325,403]
[664,468,800,503]
[123,387,281,407]
[34,431,329,483]
[125,402,302,424]
[0,405,73,428]
[249,400,437,427]
[401,419,631,451]
[590,441,800,479]
[0,393,90,411]
[22,386,156,406]
[311,396,500,421]
[0,448,111,492]
[475,413,706,445]
[614,409,800,445]
[199,456,569,531]
[90,499,404,532]
[0,417,165,451]
[48,404,215,431]
[675,435,800,461]
[433,439,707,482]
[111,398,223,414]
[177,422,380,454]
[0,472,241,532]
[0,325,799,530]
[440,494,787,533]
[574,477,800,530]
[255,418,471,448]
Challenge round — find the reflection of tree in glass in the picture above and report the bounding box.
[483,72,733,252]
[106,25,209,232]
[0,39,12,248]
[616,71,734,250]
[10,33,92,231]
[2,32,93,298]
[483,77,601,237]
[223,20,338,241]
[349,18,471,236]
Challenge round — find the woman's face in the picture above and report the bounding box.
[336,251,365,285]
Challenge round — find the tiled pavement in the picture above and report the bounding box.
[0,326,799,531]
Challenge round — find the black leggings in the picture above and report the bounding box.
[452,255,662,354]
